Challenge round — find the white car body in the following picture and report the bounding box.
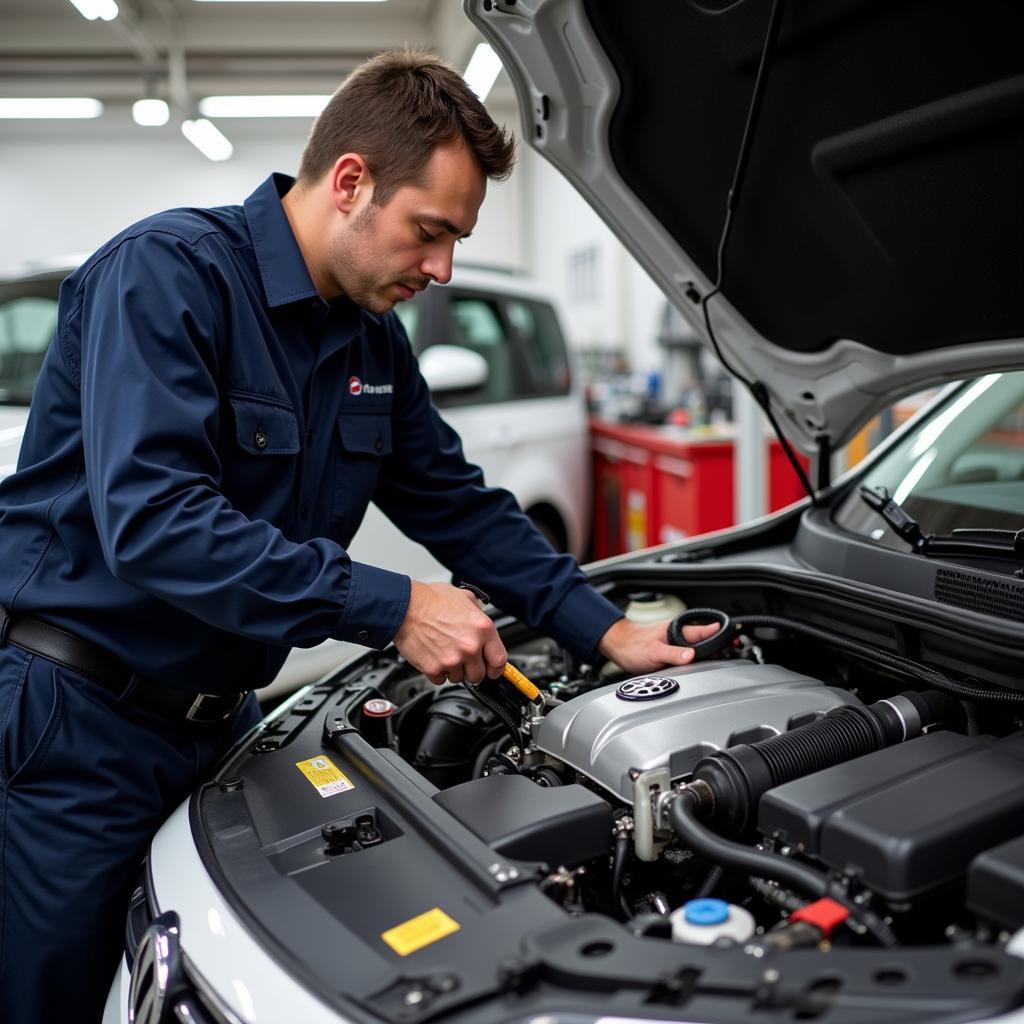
[0,408,25,480]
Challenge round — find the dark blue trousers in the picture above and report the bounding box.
[0,644,261,1023]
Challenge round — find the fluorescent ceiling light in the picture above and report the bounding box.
[199,95,329,118]
[0,97,104,119]
[181,118,233,161]
[132,98,170,127]
[67,0,119,19]
[463,43,503,103]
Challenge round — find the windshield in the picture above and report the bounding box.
[834,371,1024,548]
[0,276,62,406]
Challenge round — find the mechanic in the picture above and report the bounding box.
[0,50,716,1021]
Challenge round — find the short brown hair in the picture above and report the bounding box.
[298,48,515,204]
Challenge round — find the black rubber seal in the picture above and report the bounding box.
[667,608,734,660]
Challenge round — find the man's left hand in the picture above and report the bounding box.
[597,617,720,675]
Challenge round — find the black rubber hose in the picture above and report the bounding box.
[669,788,897,946]
[690,694,954,834]
[670,788,829,899]
[734,613,1024,707]
[753,704,885,781]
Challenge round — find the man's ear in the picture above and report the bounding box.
[329,153,373,215]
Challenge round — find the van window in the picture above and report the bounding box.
[0,294,58,405]
[435,294,516,407]
[394,301,419,347]
[504,299,571,397]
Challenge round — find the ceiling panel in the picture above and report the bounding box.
[0,0,498,101]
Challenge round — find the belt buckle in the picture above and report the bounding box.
[186,691,245,723]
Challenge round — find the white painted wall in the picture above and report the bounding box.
[0,115,522,275]
[515,143,666,372]
[0,104,666,372]
[0,119,304,274]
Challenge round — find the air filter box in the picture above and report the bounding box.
[968,833,1024,930]
[434,773,611,867]
[758,731,1024,903]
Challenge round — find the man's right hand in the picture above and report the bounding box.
[393,581,507,685]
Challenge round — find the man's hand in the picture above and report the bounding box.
[393,581,507,685]
[597,616,720,675]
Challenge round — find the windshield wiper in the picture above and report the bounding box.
[858,485,1024,559]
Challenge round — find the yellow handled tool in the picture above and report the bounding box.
[455,584,542,702]
[502,662,540,702]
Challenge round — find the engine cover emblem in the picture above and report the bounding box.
[616,676,680,701]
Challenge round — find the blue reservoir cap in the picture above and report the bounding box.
[684,898,730,926]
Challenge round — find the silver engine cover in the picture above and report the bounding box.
[532,661,860,803]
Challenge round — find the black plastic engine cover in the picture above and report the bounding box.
[434,774,611,867]
[969,833,1024,930]
[759,731,1024,902]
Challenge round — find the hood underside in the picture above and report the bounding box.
[466,0,1024,451]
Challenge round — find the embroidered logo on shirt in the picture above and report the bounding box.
[348,375,393,396]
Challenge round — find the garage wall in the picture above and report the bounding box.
[518,143,666,373]
[0,117,523,273]
[1,106,667,373]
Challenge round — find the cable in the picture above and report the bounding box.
[695,864,725,899]
[735,613,1024,707]
[611,835,632,920]
[459,681,525,754]
[704,0,788,317]
[697,0,818,504]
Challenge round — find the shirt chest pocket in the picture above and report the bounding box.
[333,410,393,543]
[222,395,301,518]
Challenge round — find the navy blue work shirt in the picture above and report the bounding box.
[0,174,621,693]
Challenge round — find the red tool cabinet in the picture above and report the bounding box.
[590,418,809,558]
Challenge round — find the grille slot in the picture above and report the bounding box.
[934,568,1024,622]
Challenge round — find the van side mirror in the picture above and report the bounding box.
[419,344,489,394]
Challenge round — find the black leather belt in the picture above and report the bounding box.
[0,608,248,724]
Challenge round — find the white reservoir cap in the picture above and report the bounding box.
[671,898,756,945]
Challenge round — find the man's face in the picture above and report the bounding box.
[329,140,486,315]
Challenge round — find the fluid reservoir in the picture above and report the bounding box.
[624,592,686,624]
[360,698,396,750]
[670,899,756,945]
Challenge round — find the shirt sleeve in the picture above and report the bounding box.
[372,315,623,663]
[74,229,409,649]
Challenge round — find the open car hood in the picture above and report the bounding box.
[465,0,1024,451]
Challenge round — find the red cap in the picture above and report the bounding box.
[788,898,850,939]
[362,699,396,719]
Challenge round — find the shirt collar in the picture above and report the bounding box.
[243,173,319,309]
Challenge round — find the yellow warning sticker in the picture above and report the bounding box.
[381,908,460,957]
[295,756,354,798]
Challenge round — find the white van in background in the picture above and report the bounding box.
[0,263,590,699]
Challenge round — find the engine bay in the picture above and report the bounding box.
[195,576,1024,1023]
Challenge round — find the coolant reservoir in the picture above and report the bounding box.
[599,592,689,676]
[670,899,756,946]
[624,592,686,624]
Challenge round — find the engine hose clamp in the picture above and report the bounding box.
[667,609,735,661]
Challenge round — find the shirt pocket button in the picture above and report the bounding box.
[254,431,268,450]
